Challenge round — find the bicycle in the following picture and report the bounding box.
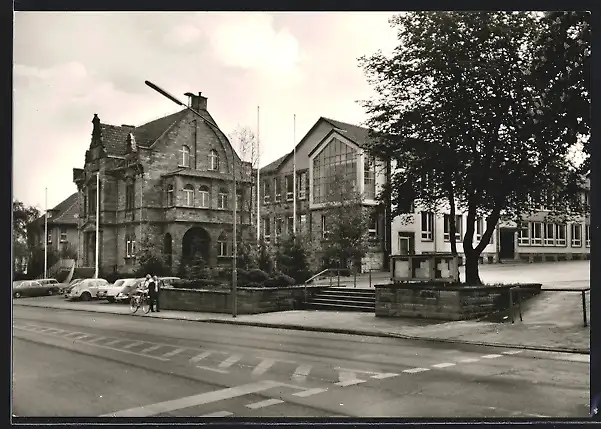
[130,289,151,314]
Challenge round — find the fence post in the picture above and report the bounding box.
[509,288,514,324]
[369,269,372,288]
[517,288,522,322]
[329,271,332,287]
[337,264,340,287]
[354,268,357,288]
[582,290,588,328]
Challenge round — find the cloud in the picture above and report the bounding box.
[164,23,202,46]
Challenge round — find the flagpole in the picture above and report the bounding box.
[44,187,48,278]
[293,114,297,235]
[94,172,100,279]
[256,105,261,242]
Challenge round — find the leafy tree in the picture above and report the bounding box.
[360,12,589,284]
[13,200,40,273]
[321,177,371,271]
[274,233,314,284]
[236,233,259,271]
[257,238,274,274]
[135,236,170,277]
[27,246,59,278]
[229,125,259,227]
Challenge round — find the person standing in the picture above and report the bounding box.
[147,275,157,312]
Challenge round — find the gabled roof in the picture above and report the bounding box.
[99,109,190,157]
[259,116,373,175]
[29,192,79,227]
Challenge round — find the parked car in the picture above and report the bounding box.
[68,278,109,301]
[114,278,146,303]
[62,278,84,297]
[98,278,141,302]
[38,278,59,287]
[13,280,60,298]
[159,277,180,287]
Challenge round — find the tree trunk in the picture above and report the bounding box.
[464,250,482,285]
[447,185,458,256]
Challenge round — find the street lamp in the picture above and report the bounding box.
[145,80,238,318]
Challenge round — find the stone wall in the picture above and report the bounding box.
[375,283,542,321]
[160,285,328,314]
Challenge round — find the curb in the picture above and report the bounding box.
[15,301,590,355]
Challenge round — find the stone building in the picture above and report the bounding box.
[27,192,80,259]
[72,92,252,276]
[259,117,389,272]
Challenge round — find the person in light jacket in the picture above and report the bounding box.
[152,275,160,312]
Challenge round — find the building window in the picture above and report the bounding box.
[421,211,434,241]
[167,184,174,207]
[518,222,530,246]
[263,180,271,204]
[126,182,135,210]
[199,185,210,208]
[364,157,376,200]
[321,215,328,239]
[299,214,307,233]
[584,191,590,208]
[571,223,582,247]
[313,138,357,204]
[236,189,243,211]
[126,234,136,258]
[286,216,294,235]
[531,222,543,245]
[544,223,555,246]
[368,212,378,240]
[274,177,281,202]
[183,184,194,207]
[275,217,283,242]
[586,224,590,247]
[89,187,97,214]
[209,150,219,171]
[218,189,228,209]
[263,217,271,242]
[47,233,52,245]
[443,214,463,241]
[217,232,228,257]
[60,228,67,243]
[83,195,87,216]
[298,171,307,200]
[475,218,483,242]
[555,224,567,246]
[285,175,294,201]
[180,145,190,168]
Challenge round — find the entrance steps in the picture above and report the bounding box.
[306,288,375,312]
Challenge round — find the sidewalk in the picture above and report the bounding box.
[14,297,589,354]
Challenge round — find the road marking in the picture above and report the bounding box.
[481,354,503,359]
[189,351,214,364]
[141,344,163,354]
[105,339,123,346]
[64,332,84,338]
[36,328,54,333]
[458,358,480,363]
[432,362,456,368]
[73,334,91,340]
[196,366,229,374]
[201,411,234,417]
[218,354,242,369]
[292,388,328,397]
[252,358,276,376]
[162,348,186,358]
[334,379,366,387]
[122,341,145,350]
[100,380,282,417]
[403,368,430,374]
[371,373,399,379]
[246,398,284,409]
[88,336,108,343]
[334,367,367,386]
[292,364,312,382]
[502,350,522,355]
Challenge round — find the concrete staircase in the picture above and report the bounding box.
[306,288,375,312]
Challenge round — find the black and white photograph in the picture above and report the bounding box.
[12,10,591,420]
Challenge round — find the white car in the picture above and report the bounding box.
[68,278,109,301]
[99,278,142,303]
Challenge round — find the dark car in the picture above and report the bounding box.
[13,280,60,298]
[62,278,84,297]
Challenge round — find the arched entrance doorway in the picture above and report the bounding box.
[163,233,173,269]
[182,227,211,266]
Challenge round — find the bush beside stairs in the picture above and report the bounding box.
[306,288,375,312]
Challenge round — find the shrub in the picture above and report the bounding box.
[264,273,296,287]
[244,281,264,288]
[171,279,223,289]
[246,268,270,284]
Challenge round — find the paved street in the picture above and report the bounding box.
[13,305,589,418]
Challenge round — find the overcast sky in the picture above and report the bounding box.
[13,12,398,210]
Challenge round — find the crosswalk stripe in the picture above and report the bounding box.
[292,388,328,397]
[481,354,503,359]
[162,348,186,358]
[195,365,229,374]
[123,341,145,350]
[200,411,234,417]
[105,339,123,346]
[251,358,276,376]
[189,351,213,363]
[141,344,162,354]
[371,373,399,379]
[459,358,480,363]
[246,398,284,409]
[334,379,366,387]
[403,367,430,374]
[218,354,242,369]
[502,350,522,355]
[88,337,108,343]
[292,364,312,382]
[73,334,91,340]
[432,362,455,368]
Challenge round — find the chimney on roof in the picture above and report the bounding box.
[184,91,208,111]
